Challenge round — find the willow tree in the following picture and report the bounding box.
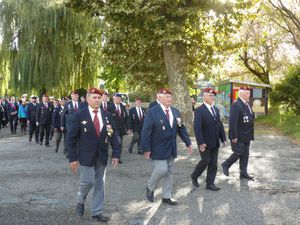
[0,0,103,96]
[68,0,250,133]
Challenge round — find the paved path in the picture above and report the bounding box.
[0,126,299,225]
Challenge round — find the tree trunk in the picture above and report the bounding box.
[163,41,194,135]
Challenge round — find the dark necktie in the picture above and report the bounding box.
[117,105,121,117]
[103,102,107,110]
[211,106,217,120]
[74,102,78,112]
[165,109,170,121]
[93,110,100,137]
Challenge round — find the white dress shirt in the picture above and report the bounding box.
[160,104,174,128]
[203,102,215,117]
[88,106,104,132]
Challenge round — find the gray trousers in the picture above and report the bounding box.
[147,158,174,199]
[77,159,106,216]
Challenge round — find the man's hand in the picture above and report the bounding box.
[231,138,238,144]
[187,145,193,154]
[144,151,151,159]
[36,122,39,127]
[199,144,206,152]
[222,141,227,148]
[61,127,64,132]
[69,161,79,175]
[112,158,119,168]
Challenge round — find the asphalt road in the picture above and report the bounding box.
[0,126,299,225]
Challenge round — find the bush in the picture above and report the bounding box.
[270,65,300,114]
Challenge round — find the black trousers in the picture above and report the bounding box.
[9,115,18,134]
[191,146,219,186]
[128,131,142,153]
[39,123,51,145]
[29,121,39,143]
[55,129,66,152]
[223,142,250,175]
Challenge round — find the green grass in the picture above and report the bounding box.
[256,109,300,140]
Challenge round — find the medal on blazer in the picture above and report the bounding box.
[105,117,113,137]
[84,128,87,132]
[81,121,88,132]
[162,126,165,130]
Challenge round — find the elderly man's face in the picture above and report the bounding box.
[240,90,251,102]
[87,93,101,109]
[203,93,215,106]
[160,94,172,108]
[114,96,122,104]
[42,96,48,103]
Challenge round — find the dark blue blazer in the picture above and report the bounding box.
[148,100,159,109]
[194,104,226,149]
[142,105,191,160]
[79,101,88,110]
[128,106,146,133]
[6,102,18,118]
[52,105,63,129]
[36,102,54,125]
[108,103,129,136]
[62,101,79,129]
[67,107,120,166]
[229,98,254,143]
[26,102,38,122]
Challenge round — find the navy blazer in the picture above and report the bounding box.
[128,106,146,133]
[52,105,63,129]
[148,100,159,109]
[6,102,18,118]
[142,104,191,160]
[36,102,54,125]
[26,102,38,122]
[79,101,88,110]
[61,101,79,129]
[229,98,254,143]
[108,103,129,136]
[194,104,226,149]
[67,107,120,166]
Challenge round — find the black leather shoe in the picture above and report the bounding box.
[221,163,229,176]
[76,203,84,217]
[240,173,254,180]
[191,175,199,188]
[45,144,50,147]
[146,187,154,202]
[40,142,43,146]
[29,138,32,142]
[118,160,123,164]
[206,184,221,191]
[128,149,132,153]
[92,213,109,222]
[162,198,177,205]
[138,152,143,155]
[55,148,58,153]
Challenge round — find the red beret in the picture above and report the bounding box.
[203,87,217,95]
[87,87,103,96]
[240,86,252,91]
[71,90,79,95]
[158,88,173,95]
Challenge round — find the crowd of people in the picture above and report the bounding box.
[0,86,255,222]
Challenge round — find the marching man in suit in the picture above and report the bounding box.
[222,87,255,180]
[36,95,54,147]
[67,87,120,222]
[108,93,129,163]
[6,96,18,134]
[61,90,79,133]
[191,88,226,191]
[128,98,146,154]
[142,88,193,205]
[27,95,39,143]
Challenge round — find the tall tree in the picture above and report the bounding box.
[0,0,102,96]
[67,0,249,133]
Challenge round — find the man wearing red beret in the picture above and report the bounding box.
[191,88,226,190]
[67,87,120,222]
[222,87,255,180]
[142,88,193,205]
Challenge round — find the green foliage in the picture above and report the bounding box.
[256,107,300,140]
[0,0,102,96]
[270,65,300,114]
